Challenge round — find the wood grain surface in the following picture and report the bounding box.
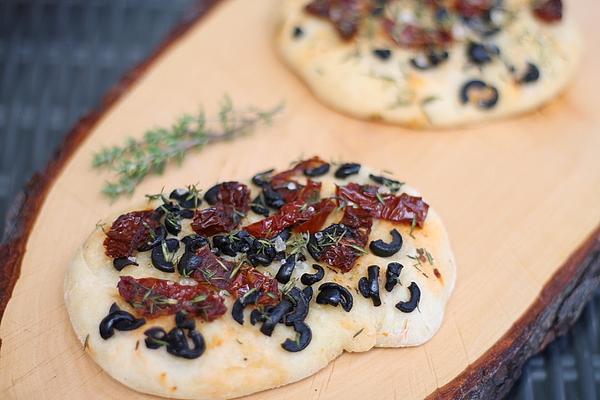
[1,1,600,399]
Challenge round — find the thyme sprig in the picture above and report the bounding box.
[92,96,284,200]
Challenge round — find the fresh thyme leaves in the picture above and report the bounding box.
[95,221,107,233]
[353,328,364,338]
[407,247,434,278]
[93,97,284,200]
[281,278,297,295]
[83,334,90,350]
[286,232,310,257]
[409,215,417,239]
[191,294,208,303]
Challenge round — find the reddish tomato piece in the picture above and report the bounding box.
[383,20,452,50]
[380,192,429,227]
[317,207,372,272]
[532,0,562,23]
[103,210,161,258]
[117,276,226,321]
[228,267,280,306]
[305,0,369,39]
[270,156,328,183]
[215,182,251,212]
[191,205,241,236]
[244,198,335,239]
[189,245,235,290]
[336,183,429,227]
[191,182,250,236]
[293,198,336,233]
[453,0,494,17]
[269,157,326,204]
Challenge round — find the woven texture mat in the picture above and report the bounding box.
[0,1,598,399]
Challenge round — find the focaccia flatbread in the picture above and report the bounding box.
[65,157,456,399]
[276,0,581,128]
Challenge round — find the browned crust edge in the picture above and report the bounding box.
[0,1,598,398]
[0,0,223,346]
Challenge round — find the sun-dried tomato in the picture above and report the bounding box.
[532,0,562,23]
[336,183,429,227]
[188,245,234,290]
[268,178,322,206]
[117,276,226,321]
[293,198,336,233]
[191,205,241,236]
[383,20,452,50]
[191,182,250,236]
[309,206,372,272]
[103,210,161,259]
[244,198,335,239]
[452,0,494,17]
[228,267,280,306]
[215,181,251,212]
[268,158,327,204]
[305,0,370,39]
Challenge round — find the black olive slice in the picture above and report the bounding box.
[212,235,237,257]
[260,299,294,336]
[358,265,381,306]
[164,215,182,236]
[334,162,361,179]
[293,26,304,39]
[372,48,392,60]
[385,262,403,292]
[231,289,261,325]
[369,229,403,257]
[301,264,325,286]
[410,49,449,70]
[251,193,270,216]
[368,174,403,192]
[250,308,269,325]
[281,321,312,352]
[179,208,195,219]
[304,162,330,177]
[467,41,499,65]
[302,286,314,302]
[177,251,203,276]
[247,252,273,267]
[169,188,201,209]
[203,184,221,205]
[252,169,274,187]
[144,327,168,349]
[137,226,166,252]
[165,327,206,359]
[113,256,138,271]
[283,287,311,325]
[175,311,196,331]
[517,62,540,84]
[99,303,145,339]
[263,186,286,209]
[395,282,421,313]
[460,80,499,109]
[316,283,353,312]
[276,255,298,284]
[180,234,208,253]
[150,238,179,273]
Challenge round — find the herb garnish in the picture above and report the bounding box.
[407,247,434,278]
[93,96,284,200]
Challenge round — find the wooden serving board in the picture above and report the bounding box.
[1,0,600,399]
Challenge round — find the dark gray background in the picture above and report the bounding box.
[0,1,598,399]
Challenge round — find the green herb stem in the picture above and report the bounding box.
[92,96,284,200]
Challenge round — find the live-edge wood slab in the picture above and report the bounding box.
[1,0,600,399]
